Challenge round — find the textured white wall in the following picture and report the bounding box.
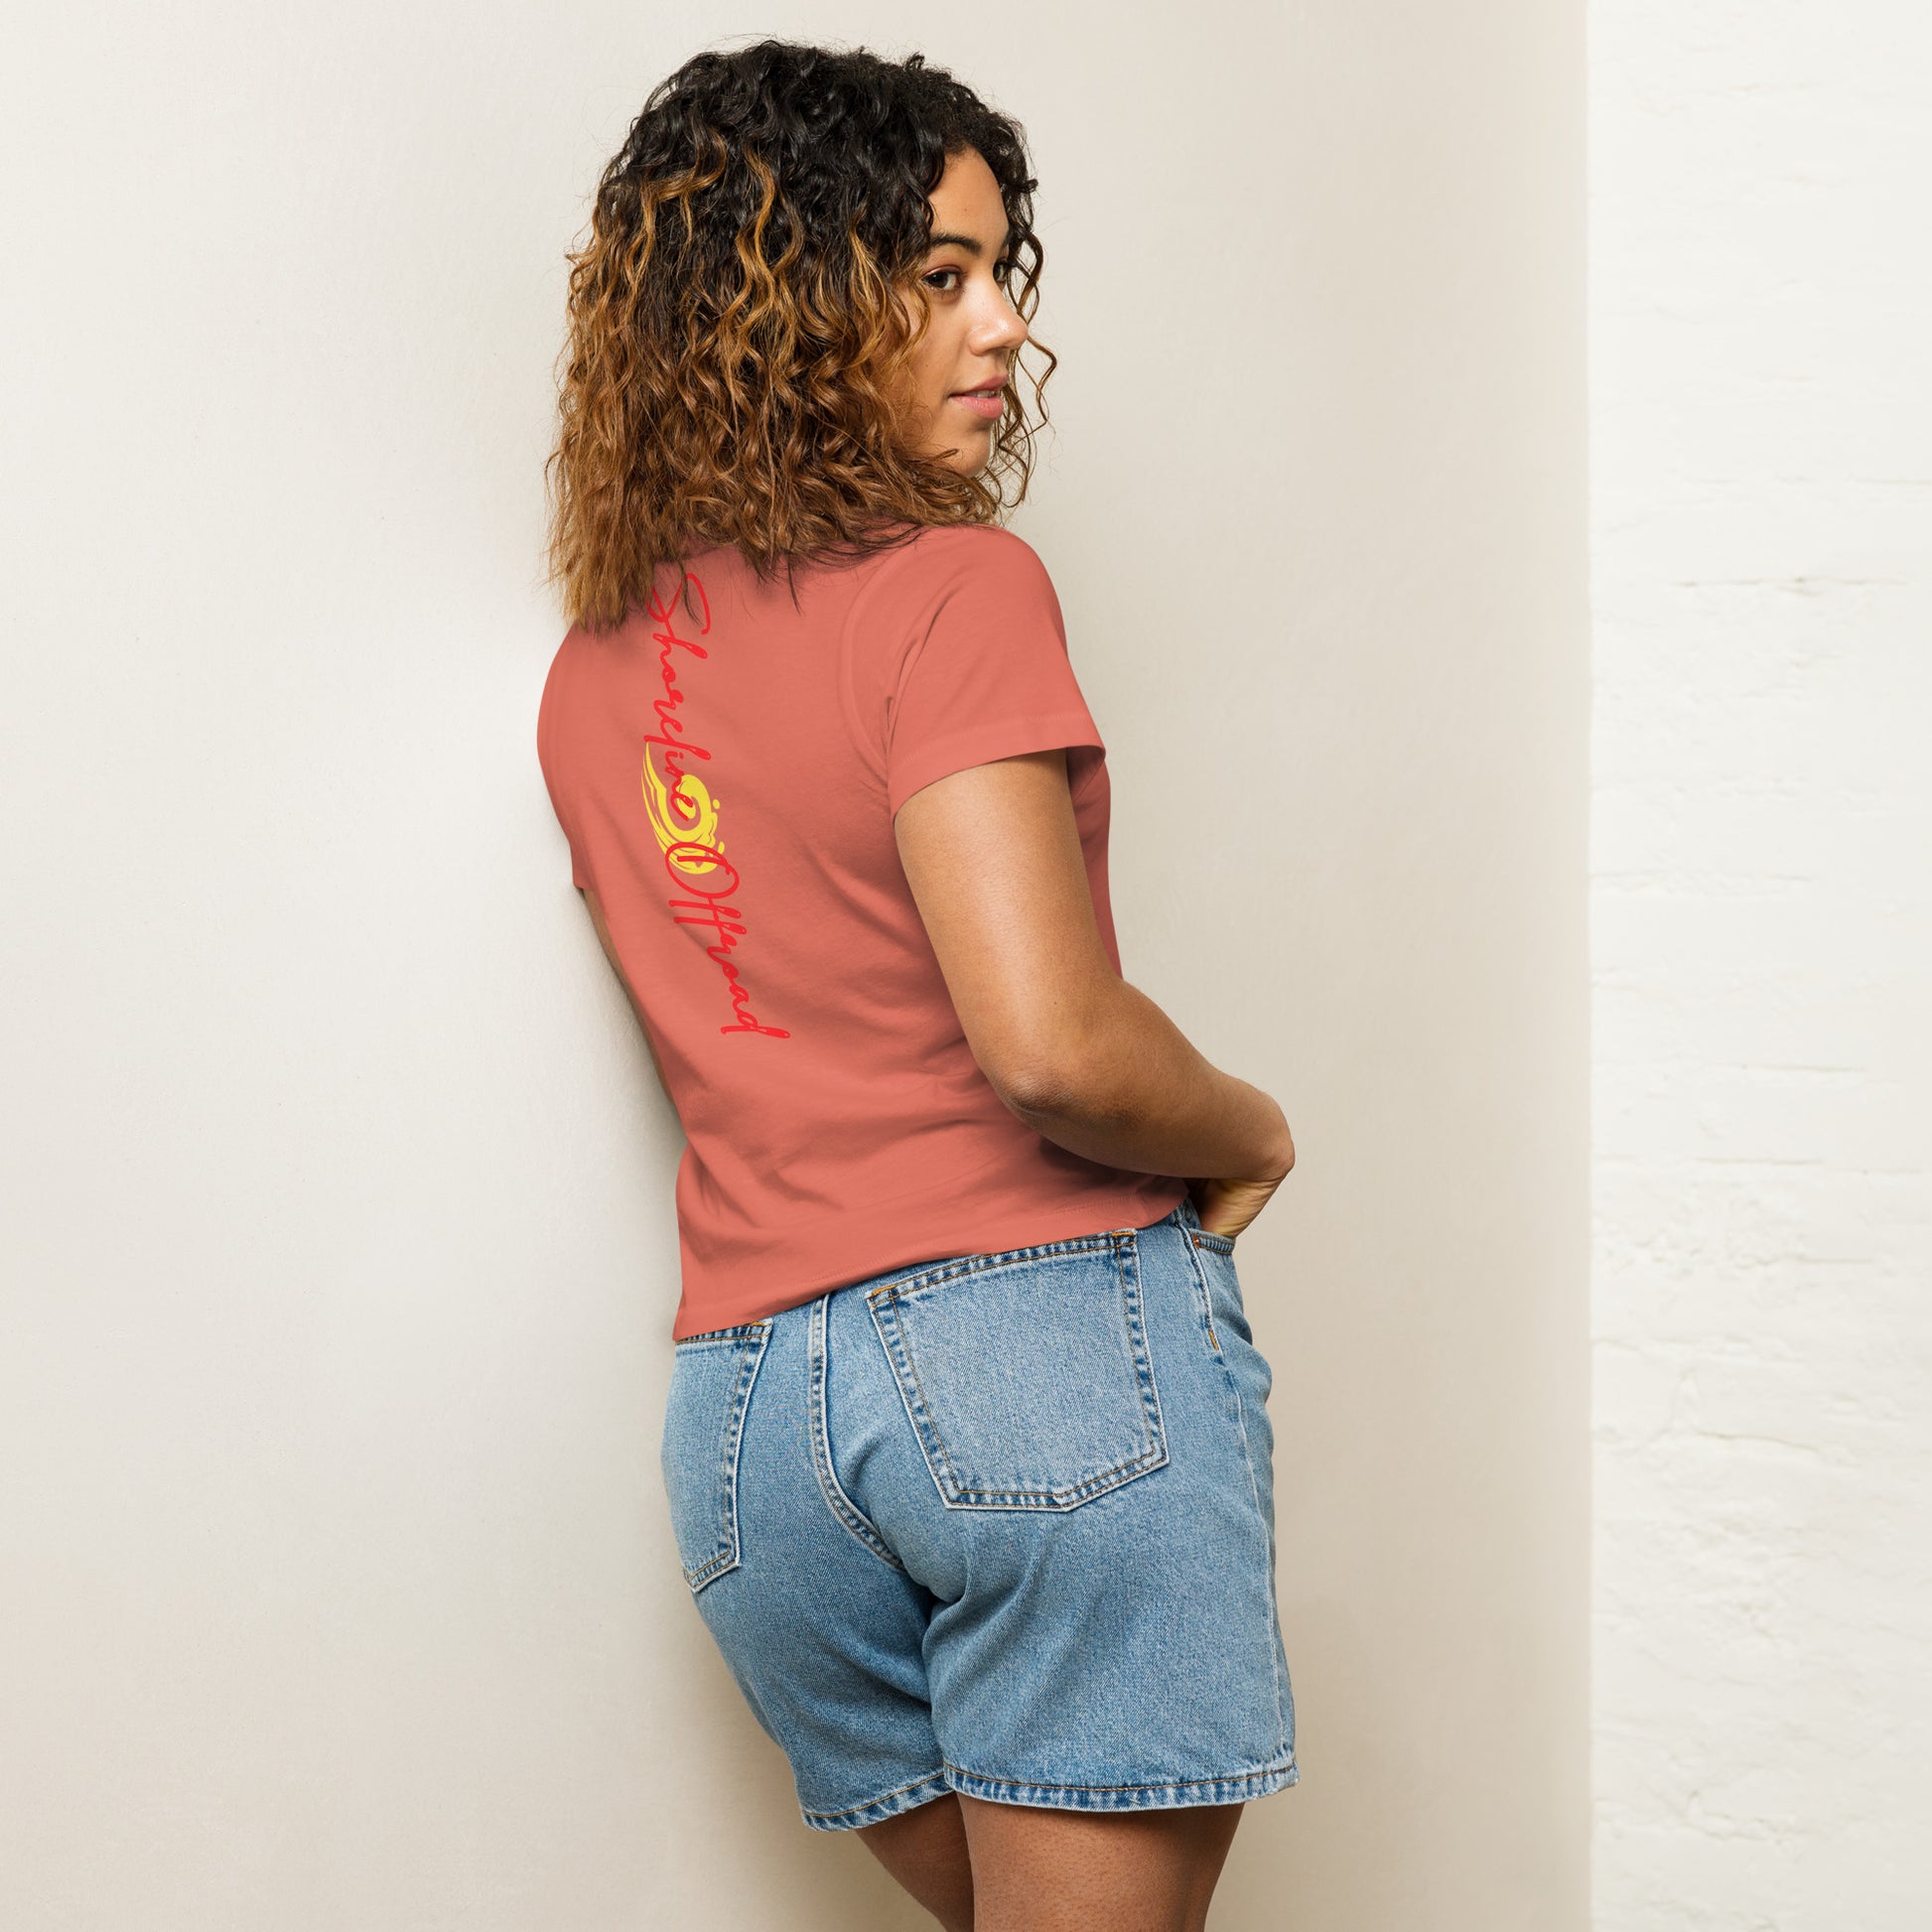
[1590,5,1932,1926]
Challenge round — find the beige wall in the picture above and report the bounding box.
[0,4,1588,1927]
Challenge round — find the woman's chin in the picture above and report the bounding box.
[935,437,996,481]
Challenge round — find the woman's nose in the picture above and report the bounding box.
[973,298,1029,356]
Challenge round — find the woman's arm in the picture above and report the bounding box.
[894,749,1296,1227]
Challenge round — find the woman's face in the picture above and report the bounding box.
[897,147,1030,477]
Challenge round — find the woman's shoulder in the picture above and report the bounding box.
[858,520,1056,608]
[899,519,1047,568]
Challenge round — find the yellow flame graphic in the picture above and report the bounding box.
[642,754,725,882]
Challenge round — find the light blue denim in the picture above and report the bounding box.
[658,1194,1299,1832]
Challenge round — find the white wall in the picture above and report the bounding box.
[1,4,1588,1927]
[1590,4,1932,1926]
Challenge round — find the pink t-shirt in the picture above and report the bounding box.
[536,522,1187,1339]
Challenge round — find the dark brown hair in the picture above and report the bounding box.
[544,39,1057,629]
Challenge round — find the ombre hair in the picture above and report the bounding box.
[544,39,1056,629]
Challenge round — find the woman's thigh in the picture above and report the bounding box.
[955,1794,1247,1932]
[853,1788,1246,1932]
[855,1791,975,1932]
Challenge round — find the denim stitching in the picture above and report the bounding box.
[799,1768,952,1825]
[1196,1256,1289,1759]
[674,1320,774,1349]
[1117,1231,1168,1454]
[1176,1192,1237,1256]
[941,1756,1298,1799]
[807,1293,906,1572]
[867,1231,1170,1509]
[862,1229,1123,1307]
[678,1322,769,1592]
[1171,1208,1290,1758]
[1178,1224,1224,1352]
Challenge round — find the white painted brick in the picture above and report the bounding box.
[1592,3,1932,1925]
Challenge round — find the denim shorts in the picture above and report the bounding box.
[658,1193,1299,1832]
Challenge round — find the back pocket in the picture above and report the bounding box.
[660,1322,769,1592]
[865,1229,1167,1511]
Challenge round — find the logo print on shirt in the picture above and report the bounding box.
[638,572,790,1040]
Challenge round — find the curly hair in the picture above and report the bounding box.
[543,39,1057,630]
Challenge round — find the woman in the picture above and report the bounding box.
[537,39,1298,1932]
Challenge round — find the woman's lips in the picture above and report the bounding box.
[950,389,1005,421]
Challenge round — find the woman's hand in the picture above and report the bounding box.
[1188,1121,1297,1242]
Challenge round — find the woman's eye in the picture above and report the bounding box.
[919,260,1019,297]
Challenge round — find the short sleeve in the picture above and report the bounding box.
[536,635,593,891]
[883,530,1107,818]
